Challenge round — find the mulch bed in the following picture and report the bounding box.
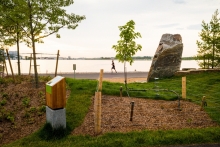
[72,95,218,136]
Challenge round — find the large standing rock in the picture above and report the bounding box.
[147,34,183,82]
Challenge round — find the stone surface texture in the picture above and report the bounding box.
[147,34,183,81]
[46,106,66,129]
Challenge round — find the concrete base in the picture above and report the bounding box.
[46,106,66,129]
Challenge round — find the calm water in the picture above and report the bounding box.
[5,60,199,74]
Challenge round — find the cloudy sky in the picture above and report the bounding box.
[11,0,220,58]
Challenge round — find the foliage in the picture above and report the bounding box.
[112,20,142,65]
[196,9,220,69]
[22,97,30,108]
[0,0,86,87]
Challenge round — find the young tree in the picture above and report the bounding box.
[112,20,142,65]
[196,9,220,69]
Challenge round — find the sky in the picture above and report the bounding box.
[10,0,220,58]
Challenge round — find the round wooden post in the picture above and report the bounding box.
[6,49,15,82]
[29,53,32,75]
[120,86,122,98]
[55,50,59,77]
[94,91,102,135]
[182,76,186,99]
[130,101,134,121]
[3,55,8,76]
[98,69,103,91]
[201,96,207,110]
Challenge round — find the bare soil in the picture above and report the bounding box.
[0,76,48,145]
[0,76,218,146]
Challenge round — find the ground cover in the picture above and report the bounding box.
[1,72,220,147]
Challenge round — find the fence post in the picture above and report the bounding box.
[6,49,15,82]
[55,50,59,77]
[29,53,32,75]
[130,101,135,121]
[94,91,101,135]
[98,69,103,91]
[120,86,122,98]
[182,76,186,99]
[201,96,207,110]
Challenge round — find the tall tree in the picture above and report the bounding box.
[112,20,142,65]
[196,9,220,69]
[5,0,85,87]
[0,0,27,75]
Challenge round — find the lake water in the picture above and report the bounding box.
[5,60,199,74]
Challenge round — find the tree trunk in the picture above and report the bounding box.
[28,0,38,88]
[16,25,21,75]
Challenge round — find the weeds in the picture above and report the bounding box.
[22,97,30,108]
[0,99,6,106]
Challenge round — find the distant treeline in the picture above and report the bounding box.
[94,56,195,60]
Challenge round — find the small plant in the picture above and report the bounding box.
[6,115,14,123]
[15,93,19,97]
[2,93,8,99]
[22,97,30,108]
[0,99,6,106]
[38,105,46,112]
[38,91,44,97]
[39,76,52,82]
[6,112,15,123]
[24,111,30,118]
[29,107,36,113]
[28,118,35,124]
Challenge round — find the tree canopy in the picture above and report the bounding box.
[0,0,86,87]
[196,9,220,69]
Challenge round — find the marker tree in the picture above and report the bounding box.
[112,20,142,65]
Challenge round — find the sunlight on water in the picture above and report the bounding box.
[5,60,199,74]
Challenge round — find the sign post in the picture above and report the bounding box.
[73,64,76,79]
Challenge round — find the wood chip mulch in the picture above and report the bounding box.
[72,95,218,136]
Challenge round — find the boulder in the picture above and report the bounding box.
[147,34,183,82]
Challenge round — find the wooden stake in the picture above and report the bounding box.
[98,69,103,91]
[94,91,102,135]
[201,96,207,110]
[29,53,32,75]
[55,50,59,77]
[120,86,122,98]
[6,49,15,82]
[182,76,186,99]
[3,53,8,76]
[130,101,134,121]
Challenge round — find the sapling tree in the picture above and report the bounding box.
[112,20,142,65]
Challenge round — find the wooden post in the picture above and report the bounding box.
[6,49,15,82]
[201,96,207,110]
[120,86,122,98]
[3,53,8,76]
[130,101,134,121]
[29,54,32,75]
[182,76,186,99]
[55,50,59,77]
[98,69,103,91]
[94,91,102,135]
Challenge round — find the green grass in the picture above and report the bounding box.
[3,72,220,147]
